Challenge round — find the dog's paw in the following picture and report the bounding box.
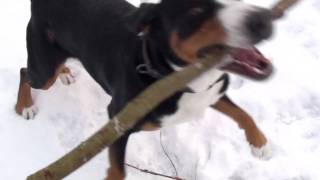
[59,73,76,85]
[251,142,272,160]
[22,106,38,120]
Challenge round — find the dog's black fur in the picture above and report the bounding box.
[24,0,273,178]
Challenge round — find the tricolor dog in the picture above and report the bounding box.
[15,0,274,179]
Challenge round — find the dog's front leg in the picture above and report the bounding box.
[106,133,130,180]
[211,95,272,159]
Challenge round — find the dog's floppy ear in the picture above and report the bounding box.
[125,3,159,33]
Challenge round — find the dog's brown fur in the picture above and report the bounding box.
[15,65,72,117]
[212,96,267,148]
[170,19,227,63]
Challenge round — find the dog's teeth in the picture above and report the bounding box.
[234,60,265,74]
[253,67,264,74]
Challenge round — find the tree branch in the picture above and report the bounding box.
[271,0,300,19]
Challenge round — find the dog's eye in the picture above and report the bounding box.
[189,7,205,16]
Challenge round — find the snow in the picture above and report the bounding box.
[1,0,320,180]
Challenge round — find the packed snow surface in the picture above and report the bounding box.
[0,0,319,179]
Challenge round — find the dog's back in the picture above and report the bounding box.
[30,0,138,93]
[31,0,135,53]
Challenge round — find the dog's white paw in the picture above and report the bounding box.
[251,142,272,160]
[59,73,76,85]
[22,106,38,120]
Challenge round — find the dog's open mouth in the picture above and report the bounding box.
[221,47,273,80]
[198,46,273,80]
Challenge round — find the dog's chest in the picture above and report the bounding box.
[159,69,227,127]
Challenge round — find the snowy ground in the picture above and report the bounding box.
[1,0,320,179]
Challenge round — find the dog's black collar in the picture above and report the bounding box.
[136,32,196,93]
[136,37,163,79]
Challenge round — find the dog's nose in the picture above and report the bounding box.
[246,9,273,43]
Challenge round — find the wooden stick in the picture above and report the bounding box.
[26,48,230,180]
[271,0,301,19]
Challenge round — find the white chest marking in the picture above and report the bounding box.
[160,68,226,127]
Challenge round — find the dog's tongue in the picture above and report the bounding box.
[221,47,273,80]
[234,48,269,67]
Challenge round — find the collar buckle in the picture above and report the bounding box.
[136,36,163,79]
[136,64,162,78]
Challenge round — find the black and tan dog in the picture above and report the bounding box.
[15,0,275,179]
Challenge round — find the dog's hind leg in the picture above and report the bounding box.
[212,95,272,160]
[15,68,38,120]
[106,133,130,180]
[15,20,71,119]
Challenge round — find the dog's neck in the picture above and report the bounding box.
[135,28,188,79]
[136,37,164,79]
[135,33,172,79]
